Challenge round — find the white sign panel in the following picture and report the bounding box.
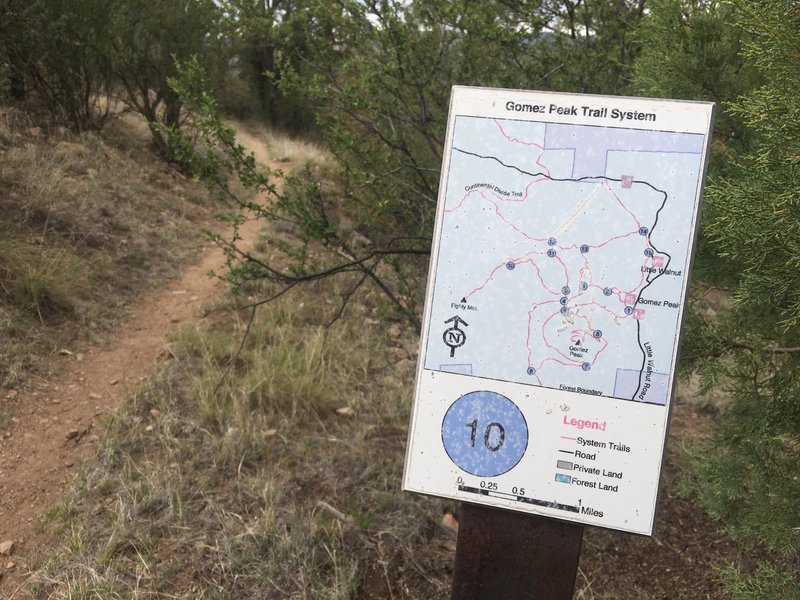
[403,86,714,535]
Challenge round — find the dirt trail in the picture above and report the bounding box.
[0,127,275,596]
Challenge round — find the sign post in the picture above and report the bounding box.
[451,504,583,599]
[403,86,714,594]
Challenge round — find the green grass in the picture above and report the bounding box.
[29,279,454,599]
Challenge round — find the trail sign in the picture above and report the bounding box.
[403,86,714,535]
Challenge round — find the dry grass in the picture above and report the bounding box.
[227,119,333,169]
[0,106,212,389]
[28,278,454,599]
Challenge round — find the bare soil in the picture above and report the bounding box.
[0,124,275,597]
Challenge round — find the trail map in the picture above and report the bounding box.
[405,88,714,535]
[424,115,707,405]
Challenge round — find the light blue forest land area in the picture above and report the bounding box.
[425,115,705,405]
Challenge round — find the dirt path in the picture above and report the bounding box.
[0,128,276,596]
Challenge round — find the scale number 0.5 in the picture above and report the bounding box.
[441,391,529,477]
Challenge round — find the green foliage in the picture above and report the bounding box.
[718,561,800,599]
[633,0,762,175]
[686,347,800,552]
[0,0,227,150]
[637,0,800,591]
[190,0,651,327]
[169,56,429,327]
[705,0,800,331]
[106,0,227,155]
[220,0,317,132]
[1,0,116,131]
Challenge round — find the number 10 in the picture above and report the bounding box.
[466,419,506,451]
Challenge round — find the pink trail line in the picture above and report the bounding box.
[555,255,570,286]
[604,179,641,228]
[447,187,485,213]
[448,188,549,244]
[622,256,651,295]
[540,312,583,365]
[465,261,509,299]
[591,339,610,365]
[538,357,582,369]
[467,251,552,300]
[524,259,561,296]
[493,119,553,179]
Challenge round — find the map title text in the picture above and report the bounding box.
[505,100,657,123]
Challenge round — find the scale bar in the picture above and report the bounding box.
[458,485,580,514]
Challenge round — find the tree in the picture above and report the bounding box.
[220,0,316,131]
[105,0,227,155]
[259,0,652,326]
[636,1,800,594]
[166,1,655,330]
[633,0,761,176]
[1,0,116,131]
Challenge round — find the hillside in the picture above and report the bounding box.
[0,105,786,599]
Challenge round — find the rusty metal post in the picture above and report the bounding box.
[451,503,584,599]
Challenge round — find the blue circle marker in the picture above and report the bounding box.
[581,362,591,371]
[547,237,557,246]
[560,306,569,315]
[593,329,602,338]
[644,248,654,257]
[441,391,528,477]
[527,367,536,376]
[547,249,556,258]
[562,286,571,295]
[603,287,612,296]
[506,261,516,270]
[639,226,649,236]
[580,244,589,253]
[624,306,634,315]
[580,282,588,291]
[559,296,568,306]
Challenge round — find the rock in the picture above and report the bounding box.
[5,390,17,400]
[5,561,14,569]
[0,540,14,556]
[441,513,459,534]
[66,428,80,440]
[88,392,101,400]
[335,407,354,417]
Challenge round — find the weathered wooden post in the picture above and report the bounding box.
[451,505,583,599]
[403,86,714,597]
